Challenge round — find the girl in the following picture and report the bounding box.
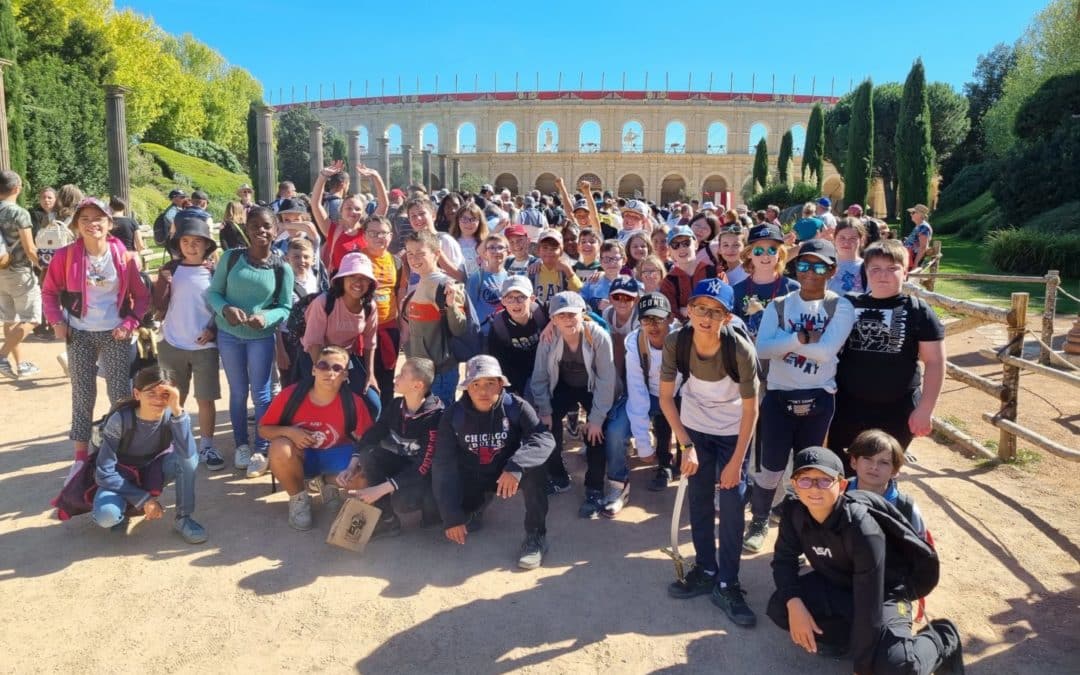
[435,193,462,233]
[829,217,866,295]
[89,365,206,543]
[208,206,295,479]
[690,211,720,267]
[466,233,509,330]
[42,198,149,474]
[451,201,489,275]
[660,226,726,320]
[731,224,800,340]
[561,224,580,263]
[638,255,667,294]
[621,231,653,277]
[311,160,387,273]
[717,224,748,286]
[219,200,249,250]
[650,224,672,269]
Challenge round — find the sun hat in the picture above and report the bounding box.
[332,252,378,285]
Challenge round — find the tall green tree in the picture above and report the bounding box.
[0,0,26,183]
[896,60,935,231]
[777,130,793,185]
[941,43,1017,183]
[801,103,825,189]
[246,100,259,185]
[275,106,318,193]
[752,138,768,192]
[843,79,874,207]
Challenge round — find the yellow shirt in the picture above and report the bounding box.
[534,264,583,307]
[369,251,399,324]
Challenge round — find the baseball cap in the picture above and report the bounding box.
[190,189,209,202]
[620,199,649,217]
[503,224,528,238]
[701,201,718,212]
[480,184,494,194]
[748,223,784,243]
[548,291,587,316]
[688,278,734,312]
[459,355,510,388]
[237,184,253,194]
[816,197,831,209]
[794,217,824,242]
[572,199,590,213]
[797,239,837,265]
[846,204,863,216]
[638,292,672,318]
[72,197,113,221]
[389,188,405,200]
[168,189,187,199]
[667,225,695,244]
[538,228,563,246]
[792,446,844,478]
[500,275,533,298]
[277,198,308,215]
[609,275,641,298]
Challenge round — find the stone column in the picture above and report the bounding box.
[308,120,324,188]
[422,149,432,190]
[104,85,131,205]
[347,129,361,190]
[0,59,12,171]
[451,157,461,190]
[378,137,390,189]
[438,154,448,190]
[256,105,276,203]
[401,144,414,189]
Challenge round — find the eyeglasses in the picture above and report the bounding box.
[610,294,636,303]
[501,294,527,304]
[670,239,693,250]
[600,255,623,264]
[486,244,508,252]
[459,216,479,224]
[752,245,779,256]
[689,304,727,320]
[315,360,347,374]
[718,225,743,234]
[641,316,667,326]
[794,476,838,490]
[795,261,832,275]
[366,230,392,238]
[640,268,662,277]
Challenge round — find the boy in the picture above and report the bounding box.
[530,228,582,307]
[847,429,927,538]
[768,447,963,674]
[580,240,625,313]
[360,215,402,409]
[573,227,602,282]
[432,355,555,569]
[467,233,510,330]
[502,224,538,276]
[339,357,445,538]
[0,170,40,379]
[660,225,723,320]
[488,276,548,397]
[829,239,945,467]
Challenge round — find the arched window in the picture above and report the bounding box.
[537,121,559,153]
[456,122,477,153]
[707,122,728,154]
[496,121,517,153]
[420,123,439,153]
[748,122,768,154]
[617,174,645,199]
[665,121,687,154]
[789,124,807,156]
[579,120,601,153]
[355,126,370,156]
[385,124,402,154]
[621,121,643,153]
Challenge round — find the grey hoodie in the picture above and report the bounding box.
[530,319,619,427]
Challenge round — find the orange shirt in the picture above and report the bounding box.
[368,250,399,324]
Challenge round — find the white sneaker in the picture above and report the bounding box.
[56,352,69,377]
[199,447,226,471]
[233,444,252,470]
[246,452,269,478]
[288,491,313,531]
[17,361,40,377]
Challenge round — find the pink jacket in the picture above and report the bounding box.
[42,237,150,332]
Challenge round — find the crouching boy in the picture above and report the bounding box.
[432,355,555,569]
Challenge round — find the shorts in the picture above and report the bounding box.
[0,267,41,324]
[303,444,354,479]
[157,339,222,402]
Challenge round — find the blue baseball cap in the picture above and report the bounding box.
[688,278,734,312]
[816,197,831,208]
[609,275,642,298]
[667,225,695,244]
[549,291,587,316]
[794,217,824,242]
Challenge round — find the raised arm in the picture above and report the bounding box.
[578,180,601,229]
[310,160,346,238]
[358,162,389,217]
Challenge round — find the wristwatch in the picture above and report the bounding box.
[679,441,695,451]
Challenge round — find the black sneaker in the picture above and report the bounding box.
[769,503,784,525]
[517,532,548,569]
[648,467,673,492]
[545,475,572,496]
[578,489,605,519]
[371,514,402,540]
[815,641,848,659]
[928,619,965,674]
[667,564,716,599]
[742,517,770,553]
[711,582,757,627]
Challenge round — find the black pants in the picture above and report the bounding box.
[360,448,437,519]
[373,326,399,413]
[547,381,605,491]
[462,464,549,535]
[766,571,949,675]
[828,390,920,476]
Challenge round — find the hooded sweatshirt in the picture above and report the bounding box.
[353,394,445,493]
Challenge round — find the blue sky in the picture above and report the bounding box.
[119,0,1046,102]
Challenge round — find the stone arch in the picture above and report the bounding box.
[494,172,519,194]
[789,123,807,156]
[456,122,477,153]
[537,120,559,152]
[665,120,687,154]
[748,121,768,154]
[496,121,517,153]
[419,123,439,153]
[384,124,402,154]
[617,173,646,199]
[822,175,844,206]
[706,122,728,154]
[579,120,601,153]
[621,120,644,153]
[354,125,370,156]
[701,174,729,204]
[535,172,557,196]
[578,173,603,190]
[660,173,688,205]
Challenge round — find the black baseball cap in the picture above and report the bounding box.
[638,292,672,318]
[191,189,209,202]
[277,198,308,215]
[168,189,187,199]
[792,447,844,478]
[748,223,783,243]
[797,239,837,265]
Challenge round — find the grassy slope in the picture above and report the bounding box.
[138,143,250,221]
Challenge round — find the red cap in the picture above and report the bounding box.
[504,224,528,237]
[389,188,405,199]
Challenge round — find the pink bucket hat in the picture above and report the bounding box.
[332,252,378,287]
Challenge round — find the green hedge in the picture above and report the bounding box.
[1021,201,1080,235]
[138,143,252,221]
[933,191,1002,235]
[748,181,819,214]
[174,138,246,175]
[987,228,1080,277]
[936,162,998,213]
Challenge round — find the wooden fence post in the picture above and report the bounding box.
[999,292,1029,461]
[1041,270,1060,365]
[924,240,942,292]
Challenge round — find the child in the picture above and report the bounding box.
[358,215,401,410]
[638,255,666,294]
[731,224,800,341]
[580,239,625,313]
[847,429,927,538]
[286,237,321,301]
[717,224,748,286]
[466,233,509,330]
[487,276,548,397]
[690,211,720,268]
[0,169,40,378]
[621,230,653,277]
[152,210,224,470]
[572,227,602,282]
[561,224,580,263]
[650,225,672,269]
[660,226,725,321]
[338,357,446,538]
[503,224,538,276]
[219,200,249,250]
[530,228,582,308]
[829,217,866,295]
[89,365,207,544]
[768,447,962,674]
[451,202,489,275]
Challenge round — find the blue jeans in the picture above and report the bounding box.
[604,396,632,483]
[217,331,276,453]
[431,367,460,407]
[686,429,750,586]
[91,450,199,527]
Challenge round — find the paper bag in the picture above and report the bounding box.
[326,498,382,553]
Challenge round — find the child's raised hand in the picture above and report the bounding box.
[163,384,183,416]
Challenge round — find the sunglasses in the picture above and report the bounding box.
[795,261,832,275]
[794,476,838,490]
[752,245,779,256]
[315,361,347,374]
[670,239,693,250]
[610,294,636,303]
[718,225,743,234]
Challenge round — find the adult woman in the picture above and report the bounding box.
[207,206,295,478]
[731,224,800,340]
[42,198,149,471]
[450,201,489,275]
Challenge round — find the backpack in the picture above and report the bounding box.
[152,206,174,246]
[282,291,340,369]
[278,379,358,442]
[222,248,287,303]
[674,322,749,385]
[845,490,940,601]
[436,282,484,362]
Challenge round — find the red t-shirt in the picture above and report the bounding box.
[262,384,372,449]
[326,221,367,273]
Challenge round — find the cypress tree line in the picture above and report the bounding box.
[896,59,934,231]
[844,80,874,207]
[752,138,769,192]
[777,130,793,185]
[802,103,825,189]
[0,0,26,184]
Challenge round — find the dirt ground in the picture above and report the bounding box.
[1,318,1077,674]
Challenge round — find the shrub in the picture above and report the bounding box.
[138,143,251,221]
[936,161,999,213]
[935,191,1003,236]
[987,228,1080,276]
[1021,200,1080,235]
[991,119,1080,224]
[748,181,819,213]
[174,138,246,174]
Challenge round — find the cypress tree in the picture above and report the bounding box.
[844,79,874,207]
[778,130,793,185]
[802,103,825,189]
[752,138,768,192]
[0,0,26,184]
[896,59,935,232]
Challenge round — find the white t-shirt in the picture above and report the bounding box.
[162,264,215,350]
[458,237,481,276]
[754,291,856,393]
[69,251,121,332]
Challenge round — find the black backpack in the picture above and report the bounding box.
[278,379,358,443]
[674,323,748,385]
[152,207,173,246]
[846,490,940,601]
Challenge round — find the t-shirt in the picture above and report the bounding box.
[70,251,122,332]
[903,223,933,267]
[404,233,465,297]
[368,251,399,324]
[533,264,583,308]
[0,201,34,269]
[262,384,373,450]
[732,276,801,340]
[755,292,856,394]
[327,222,366,273]
[504,254,539,277]
[837,293,945,403]
[488,306,548,395]
[573,259,601,283]
[162,264,215,350]
[301,293,377,355]
[459,237,481,275]
[110,216,139,252]
[558,339,589,388]
[828,259,865,295]
[466,268,508,330]
[725,265,749,287]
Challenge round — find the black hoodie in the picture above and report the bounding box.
[353,394,444,493]
[432,391,554,528]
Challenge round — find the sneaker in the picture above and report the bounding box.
[711,582,757,627]
[246,452,269,478]
[233,444,252,470]
[648,466,673,492]
[56,352,69,377]
[601,479,630,518]
[769,503,784,526]
[288,492,313,531]
[17,361,40,377]
[742,518,770,553]
[173,516,208,544]
[578,489,605,519]
[199,447,226,471]
[321,484,343,514]
[668,564,716,599]
[545,475,572,496]
[517,532,548,569]
[927,619,965,674]
[814,641,849,659]
[0,360,16,380]
[371,513,402,540]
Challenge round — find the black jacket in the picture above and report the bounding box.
[354,394,444,493]
[432,392,554,528]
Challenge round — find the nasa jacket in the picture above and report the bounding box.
[353,393,444,494]
[431,391,555,528]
